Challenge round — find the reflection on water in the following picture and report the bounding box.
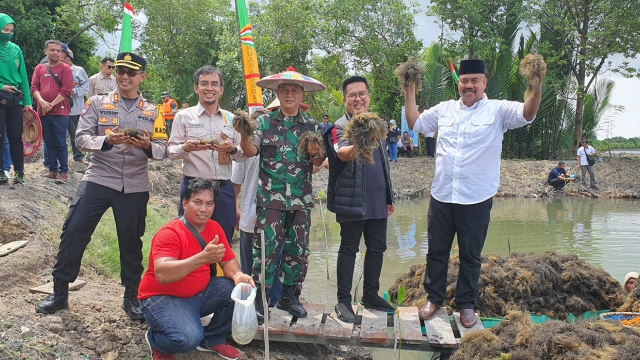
[302,197,640,307]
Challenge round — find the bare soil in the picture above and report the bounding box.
[0,154,636,359]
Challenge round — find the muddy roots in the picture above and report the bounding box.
[198,139,220,146]
[394,58,425,94]
[297,131,324,159]
[341,112,388,164]
[520,54,546,100]
[451,311,640,360]
[388,252,625,319]
[232,109,255,136]
[119,128,144,138]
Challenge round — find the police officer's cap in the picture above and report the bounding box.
[115,52,146,71]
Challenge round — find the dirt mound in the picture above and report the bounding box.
[451,311,640,360]
[388,252,625,318]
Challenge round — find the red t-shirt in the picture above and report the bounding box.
[30,63,74,116]
[138,219,235,299]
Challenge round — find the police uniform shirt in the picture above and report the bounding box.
[76,90,168,193]
[87,72,117,98]
[167,103,245,180]
[413,94,533,205]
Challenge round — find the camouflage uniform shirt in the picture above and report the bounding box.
[252,110,319,211]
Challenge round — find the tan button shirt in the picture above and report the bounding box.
[76,90,168,193]
[167,103,245,180]
[87,72,117,98]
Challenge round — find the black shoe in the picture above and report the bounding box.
[0,172,8,184]
[35,278,68,314]
[122,285,144,320]
[360,294,396,312]
[335,302,356,323]
[276,285,307,318]
[12,172,25,186]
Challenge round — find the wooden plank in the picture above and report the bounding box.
[452,312,484,336]
[29,280,87,294]
[292,303,325,337]
[359,308,389,344]
[396,307,424,344]
[265,307,293,335]
[0,240,28,257]
[423,307,457,348]
[323,305,358,340]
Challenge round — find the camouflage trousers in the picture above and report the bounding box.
[252,206,311,287]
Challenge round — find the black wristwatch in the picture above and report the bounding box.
[229,147,238,155]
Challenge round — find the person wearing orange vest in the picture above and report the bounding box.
[161,91,178,137]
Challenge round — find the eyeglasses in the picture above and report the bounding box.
[106,65,115,70]
[347,91,370,101]
[198,81,221,88]
[115,68,142,77]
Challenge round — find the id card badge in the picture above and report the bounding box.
[219,151,231,165]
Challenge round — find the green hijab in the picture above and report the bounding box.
[0,13,19,61]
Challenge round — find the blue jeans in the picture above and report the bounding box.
[141,277,235,354]
[41,115,69,173]
[388,142,398,161]
[239,230,283,306]
[2,124,10,171]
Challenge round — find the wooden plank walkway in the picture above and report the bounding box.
[254,303,466,352]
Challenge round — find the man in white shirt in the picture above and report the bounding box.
[403,58,546,327]
[576,140,597,189]
[167,65,245,243]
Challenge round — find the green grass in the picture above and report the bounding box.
[83,203,176,279]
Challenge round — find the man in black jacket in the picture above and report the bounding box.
[323,76,395,323]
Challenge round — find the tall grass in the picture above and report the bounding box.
[83,202,176,279]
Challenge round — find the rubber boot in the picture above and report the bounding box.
[122,285,145,320]
[360,253,395,312]
[35,278,69,314]
[276,285,307,318]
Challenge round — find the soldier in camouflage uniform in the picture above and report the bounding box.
[239,67,326,318]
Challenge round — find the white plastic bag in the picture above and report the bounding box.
[230,282,258,345]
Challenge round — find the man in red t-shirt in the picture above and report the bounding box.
[138,178,254,360]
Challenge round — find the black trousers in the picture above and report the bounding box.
[336,218,387,303]
[0,104,24,173]
[53,181,149,286]
[67,115,84,161]
[548,178,566,190]
[426,137,435,157]
[423,196,492,309]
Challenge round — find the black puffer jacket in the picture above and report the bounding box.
[323,114,394,216]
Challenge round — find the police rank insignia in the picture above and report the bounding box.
[101,104,117,110]
[113,93,119,102]
[141,110,154,117]
[112,118,119,124]
[138,100,144,108]
[99,117,108,123]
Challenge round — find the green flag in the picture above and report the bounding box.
[119,2,135,53]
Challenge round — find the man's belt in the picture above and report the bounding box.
[184,176,230,187]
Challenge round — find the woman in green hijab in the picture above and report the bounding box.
[0,13,31,185]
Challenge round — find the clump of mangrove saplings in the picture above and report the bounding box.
[388,252,625,319]
[341,112,388,164]
[297,131,324,159]
[232,109,255,137]
[394,58,425,94]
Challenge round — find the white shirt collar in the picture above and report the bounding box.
[459,93,488,110]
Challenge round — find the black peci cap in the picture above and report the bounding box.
[459,59,486,75]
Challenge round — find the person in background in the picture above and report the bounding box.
[60,45,89,164]
[161,91,178,137]
[87,57,116,98]
[576,140,597,190]
[624,272,638,294]
[180,101,189,110]
[398,131,414,157]
[0,13,32,185]
[30,39,74,184]
[387,119,400,162]
[547,161,575,190]
[320,114,331,134]
[425,131,436,158]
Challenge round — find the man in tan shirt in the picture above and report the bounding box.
[87,57,116,98]
[168,65,245,243]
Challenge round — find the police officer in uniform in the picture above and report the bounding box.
[36,52,168,320]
